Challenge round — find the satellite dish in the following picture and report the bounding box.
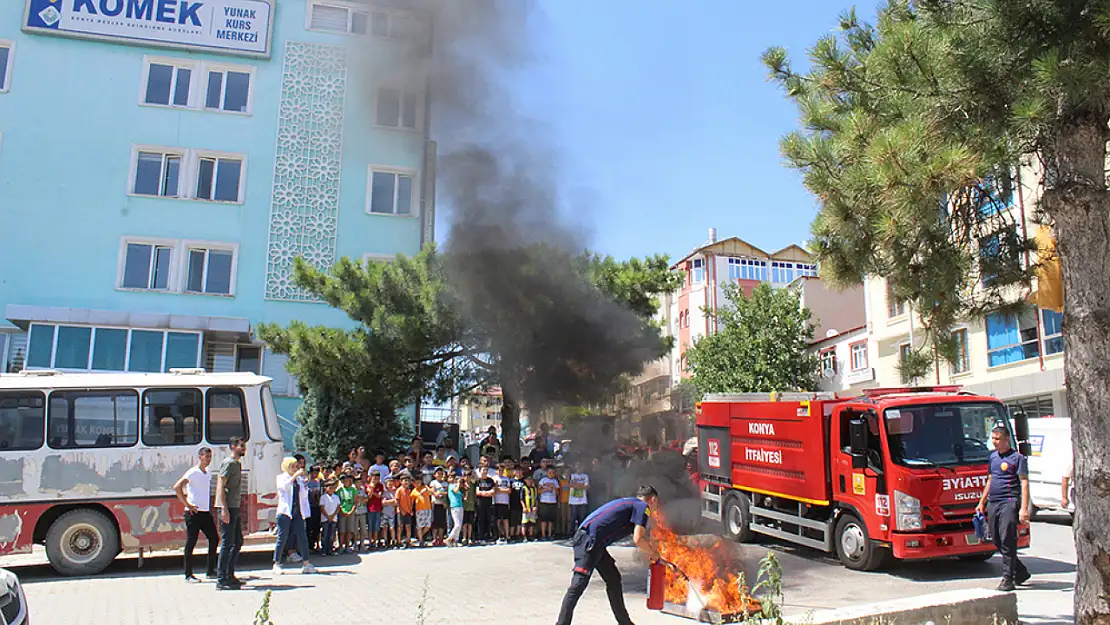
[822,367,836,379]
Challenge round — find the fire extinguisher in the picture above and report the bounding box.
[647,560,666,610]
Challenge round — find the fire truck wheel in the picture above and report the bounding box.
[45,508,120,576]
[722,492,755,543]
[834,513,887,571]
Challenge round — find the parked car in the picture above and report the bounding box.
[0,567,28,625]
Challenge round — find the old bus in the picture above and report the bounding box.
[0,369,284,575]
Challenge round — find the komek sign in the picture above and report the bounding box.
[23,0,272,57]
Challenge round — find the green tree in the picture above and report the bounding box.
[685,283,818,394]
[260,245,681,459]
[764,2,1110,619]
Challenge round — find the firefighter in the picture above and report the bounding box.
[976,426,1032,592]
[555,485,664,625]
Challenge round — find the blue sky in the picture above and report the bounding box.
[444,0,875,263]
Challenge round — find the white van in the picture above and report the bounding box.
[1026,417,1073,518]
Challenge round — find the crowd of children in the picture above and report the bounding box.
[300,445,599,554]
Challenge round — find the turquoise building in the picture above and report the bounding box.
[0,0,435,444]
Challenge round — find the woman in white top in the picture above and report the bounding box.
[273,457,317,575]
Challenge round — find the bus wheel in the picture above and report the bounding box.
[46,509,119,576]
[722,492,755,543]
[834,513,887,571]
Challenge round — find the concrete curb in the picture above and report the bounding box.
[798,588,1018,625]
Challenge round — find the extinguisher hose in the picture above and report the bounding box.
[663,560,709,607]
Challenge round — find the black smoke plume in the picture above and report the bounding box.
[368,0,668,453]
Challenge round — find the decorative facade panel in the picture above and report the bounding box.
[265,41,347,301]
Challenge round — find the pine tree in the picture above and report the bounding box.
[765,2,1110,620]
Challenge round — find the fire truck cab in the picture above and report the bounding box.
[696,387,1032,570]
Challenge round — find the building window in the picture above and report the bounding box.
[141,58,254,114]
[195,155,244,202]
[133,150,183,197]
[131,148,246,203]
[0,40,13,92]
[819,348,837,375]
[368,169,415,215]
[186,247,235,295]
[143,60,193,107]
[691,259,705,284]
[951,328,970,375]
[376,87,420,129]
[308,2,369,34]
[1007,394,1056,419]
[47,390,139,449]
[850,341,868,371]
[887,281,907,318]
[0,391,45,451]
[121,242,173,291]
[24,324,200,373]
[142,388,203,447]
[728,257,767,282]
[1041,309,1063,355]
[771,261,800,284]
[979,226,1020,287]
[370,9,424,40]
[204,67,252,113]
[898,342,912,366]
[986,309,1040,367]
[235,345,262,374]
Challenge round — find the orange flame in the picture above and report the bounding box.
[652,517,761,616]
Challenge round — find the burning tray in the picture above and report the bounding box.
[660,601,748,623]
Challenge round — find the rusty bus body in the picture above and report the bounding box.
[0,369,283,575]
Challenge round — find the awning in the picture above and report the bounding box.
[5,304,252,342]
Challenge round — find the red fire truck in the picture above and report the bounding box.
[696,387,1032,570]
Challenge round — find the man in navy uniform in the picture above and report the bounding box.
[555,485,663,625]
[976,425,1031,591]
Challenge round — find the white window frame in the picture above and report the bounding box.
[305,1,369,35]
[374,85,424,131]
[139,56,197,109]
[139,56,256,115]
[128,146,247,204]
[950,327,971,375]
[819,347,837,375]
[367,6,423,40]
[691,258,705,284]
[366,166,419,217]
[1,39,15,93]
[199,62,257,114]
[192,150,247,203]
[23,323,201,373]
[849,341,868,372]
[129,147,187,198]
[116,237,238,297]
[183,240,239,297]
[362,253,395,264]
[117,236,180,291]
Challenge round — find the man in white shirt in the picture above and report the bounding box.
[174,447,217,582]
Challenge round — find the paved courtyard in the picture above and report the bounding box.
[3,516,1075,625]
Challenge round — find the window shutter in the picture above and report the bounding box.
[205,342,236,373]
[310,4,349,32]
[262,348,300,397]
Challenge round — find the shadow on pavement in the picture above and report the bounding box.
[887,555,1075,582]
[242,583,311,592]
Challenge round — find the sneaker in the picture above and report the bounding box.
[205,572,217,580]
[497,538,507,545]
[301,562,318,574]
[185,575,202,583]
[997,578,1016,592]
[216,583,240,591]
[272,563,284,576]
[288,552,304,563]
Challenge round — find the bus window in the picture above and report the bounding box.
[142,388,203,446]
[206,388,247,444]
[0,391,46,451]
[47,390,139,449]
[261,385,282,443]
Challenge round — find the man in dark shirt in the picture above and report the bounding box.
[555,485,664,625]
[976,426,1031,592]
[215,436,246,590]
